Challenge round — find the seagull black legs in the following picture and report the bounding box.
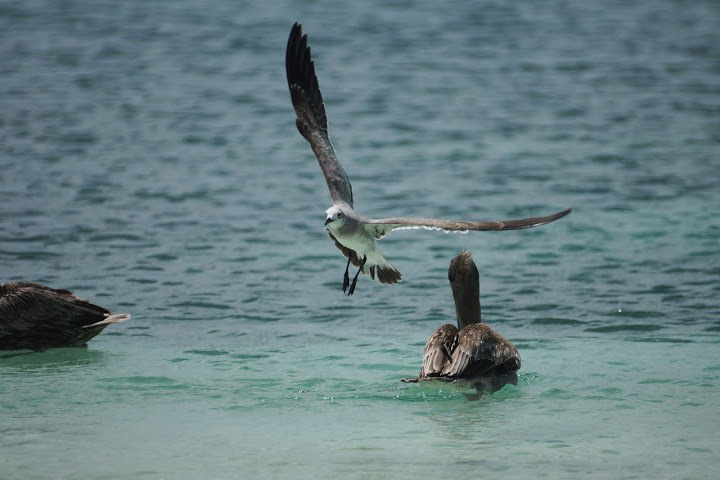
[347,256,367,296]
[342,257,351,293]
[341,255,367,295]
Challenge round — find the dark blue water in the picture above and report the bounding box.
[1,1,719,478]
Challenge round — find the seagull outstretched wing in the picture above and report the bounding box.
[364,208,572,239]
[286,22,354,207]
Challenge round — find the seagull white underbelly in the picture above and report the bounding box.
[333,229,377,261]
[336,230,397,278]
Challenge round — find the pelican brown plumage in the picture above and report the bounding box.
[402,252,520,393]
[0,282,129,351]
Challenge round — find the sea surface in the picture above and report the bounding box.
[1,1,719,478]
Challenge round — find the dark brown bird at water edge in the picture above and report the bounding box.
[402,252,520,394]
[0,282,129,351]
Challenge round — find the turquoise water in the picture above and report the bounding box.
[1,0,719,478]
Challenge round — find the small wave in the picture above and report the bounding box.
[532,317,586,326]
[611,310,664,319]
[633,337,695,344]
[584,324,664,333]
[96,376,189,392]
[183,349,229,356]
[231,353,269,360]
[519,303,562,312]
[0,249,61,260]
[171,301,232,310]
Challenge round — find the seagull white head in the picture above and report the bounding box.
[324,206,346,231]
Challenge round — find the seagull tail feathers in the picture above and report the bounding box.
[367,255,402,285]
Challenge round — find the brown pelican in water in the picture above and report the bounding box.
[402,252,520,395]
[286,23,571,295]
[0,282,129,351]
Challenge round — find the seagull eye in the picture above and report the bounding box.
[337,212,343,218]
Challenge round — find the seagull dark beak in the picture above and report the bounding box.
[324,217,333,226]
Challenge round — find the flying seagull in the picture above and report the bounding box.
[0,282,130,351]
[402,251,520,396]
[286,23,571,295]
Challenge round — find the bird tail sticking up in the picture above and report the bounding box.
[84,313,131,329]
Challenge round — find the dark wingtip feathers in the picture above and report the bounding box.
[287,25,309,89]
[286,22,328,139]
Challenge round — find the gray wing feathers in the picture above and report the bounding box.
[410,321,520,382]
[365,208,572,239]
[442,324,521,377]
[286,23,353,207]
[420,324,458,377]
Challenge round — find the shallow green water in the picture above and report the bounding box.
[1,1,719,478]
